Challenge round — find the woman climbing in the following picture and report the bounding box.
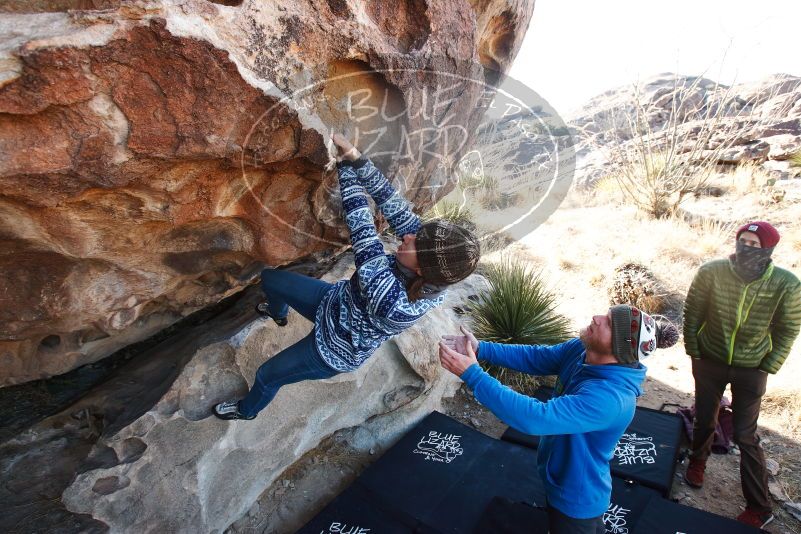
[213,133,481,420]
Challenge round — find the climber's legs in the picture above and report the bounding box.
[237,332,339,417]
[259,268,334,322]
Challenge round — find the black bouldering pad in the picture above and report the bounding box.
[354,411,546,533]
[296,483,415,534]
[424,437,547,532]
[603,478,661,533]
[354,411,496,520]
[472,497,549,534]
[469,478,659,534]
[299,411,752,534]
[501,388,683,496]
[633,495,763,534]
[611,406,683,496]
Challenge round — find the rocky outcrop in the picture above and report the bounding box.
[0,0,535,385]
[0,249,487,533]
[568,73,801,187]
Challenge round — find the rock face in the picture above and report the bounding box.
[0,250,487,533]
[0,0,535,385]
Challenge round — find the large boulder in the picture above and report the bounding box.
[0,0,534,385]
[61,268,485,532]
[0,249,489,532]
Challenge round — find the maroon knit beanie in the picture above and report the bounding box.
[736,221,780,248]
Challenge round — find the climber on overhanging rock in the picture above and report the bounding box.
[213,133,481,420]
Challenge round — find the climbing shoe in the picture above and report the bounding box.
[255,300,288,326]
[213,400,255,421]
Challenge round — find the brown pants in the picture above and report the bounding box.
[690,357,770,512]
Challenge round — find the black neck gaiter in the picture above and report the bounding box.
[392,256,448,299]
[733,242,774,282]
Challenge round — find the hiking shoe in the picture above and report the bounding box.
[213,400,255,421]
[255,301,288,326]
[736,507,774,528]
[683,458,706,488]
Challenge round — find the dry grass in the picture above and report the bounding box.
[761,389,801,440]
[721,161,783,204]
[729,163,761,195]
[760,393,801,503]
[654,215,737,267]
[589,272,605,287]
[778,219,801,270]
[584,75,796,219]
[559,258,577,271]
[574,172,738,265]
[589,175,625,205]
[790,150,801,169]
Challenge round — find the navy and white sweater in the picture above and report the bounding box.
[314,157,446,372]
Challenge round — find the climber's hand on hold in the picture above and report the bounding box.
[331,133,361,162]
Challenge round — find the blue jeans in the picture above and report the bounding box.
[258,267,334,323]
[238,269,338,417]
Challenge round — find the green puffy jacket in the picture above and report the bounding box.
[683,258,801,373]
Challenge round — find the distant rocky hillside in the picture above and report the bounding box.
[469,73,801,195]
[568,73,801,187]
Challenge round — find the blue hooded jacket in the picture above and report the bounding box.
[460,338,646,519]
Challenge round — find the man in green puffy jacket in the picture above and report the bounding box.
[682,221,801,528]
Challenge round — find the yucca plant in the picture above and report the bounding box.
[476,175,518,211]
[469,257,573,393]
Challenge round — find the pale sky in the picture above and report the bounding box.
[509,0,801,116]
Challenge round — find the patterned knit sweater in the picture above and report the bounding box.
[314,157,447,372]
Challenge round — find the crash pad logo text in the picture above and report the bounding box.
[614,433,657,465]
[413,431,464,463]
[603,503,631,534]
[321,523,369,534]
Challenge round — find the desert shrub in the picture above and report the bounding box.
[469,257,573,392]
[476,175,518,210]
[790,150,801,169]
[608,262,682,321]
[479,230,516,254]
[590,75,793,218]
[423,200,476,230]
